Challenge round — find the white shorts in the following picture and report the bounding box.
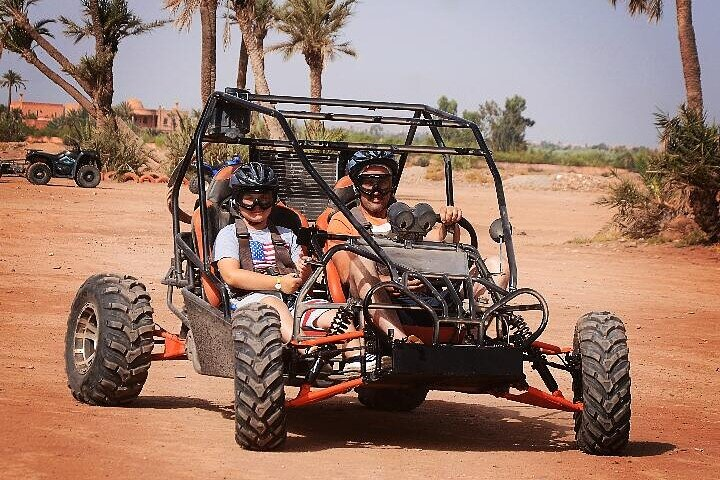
[230,294,329,332]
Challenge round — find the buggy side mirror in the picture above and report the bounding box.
[489,218,511,243]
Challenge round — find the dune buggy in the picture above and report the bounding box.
[65,89,631,454]
[25,142,102,187]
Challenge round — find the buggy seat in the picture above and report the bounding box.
[192,166,308,308]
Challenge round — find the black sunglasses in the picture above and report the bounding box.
[238,197,275,210]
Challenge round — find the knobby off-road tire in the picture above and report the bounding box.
[65,274,155,405]
[356,386,429,412]
[572,312,631,455]
[232,303,287,450]
[75,164,101,188]
[27,162,51,185]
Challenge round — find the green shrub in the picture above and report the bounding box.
[0,108,33,141]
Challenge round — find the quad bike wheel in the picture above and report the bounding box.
[356,386,429,412]
[572,312,631,455]
[232,303,287,450]
[75,164,101,188]
[27,162,51,185]
[65,274,155,405]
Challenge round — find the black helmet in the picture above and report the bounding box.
[229,162,278,195]
[346,150,398,185]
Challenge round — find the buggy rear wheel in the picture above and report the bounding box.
[232,303,287,450]
[572,312,631,455]
[27,162,51,185]
[75,164,101,188]
[356,386,428,412]
[65,274,155,405]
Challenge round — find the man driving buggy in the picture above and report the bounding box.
[327,150,509,342]
[213,162,367,373]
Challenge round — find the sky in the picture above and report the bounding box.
[1,0,719,147]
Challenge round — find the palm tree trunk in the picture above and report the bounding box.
[676,0,703,113]
[21,51,97,115]
[199,0,217,103]
[237,37,248,89]
[7,88,11,113]
[308,61,323,114]
[10,11,95,95]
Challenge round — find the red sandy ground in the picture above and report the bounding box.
[0,173,718,480]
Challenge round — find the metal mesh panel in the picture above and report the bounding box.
[253,148,340,221]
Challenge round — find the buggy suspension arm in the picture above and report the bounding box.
[498,386,583,413]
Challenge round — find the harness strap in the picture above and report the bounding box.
[349,206,373,232]
[268,222,295,275]
[234,218,255,272]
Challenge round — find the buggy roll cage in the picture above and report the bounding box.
[168,88,518,277]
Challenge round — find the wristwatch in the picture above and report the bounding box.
[274,277,282,291]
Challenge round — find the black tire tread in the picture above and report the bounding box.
[65,274,154,406]
[27,162,51,185]
[76,164,101,188]
[573,311,631,455]
[357,386,428,412]
[232,303,287,450]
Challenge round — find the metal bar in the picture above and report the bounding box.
[218,137,487,157]
[397,110,422,179]
[286,378,364,408]
[277,109,467,128]
[246,92,430,112]
[499,386,583,413]
[422,112,454,206]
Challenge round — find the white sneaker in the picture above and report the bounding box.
[342,354,377,374]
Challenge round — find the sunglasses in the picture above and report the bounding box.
[357,174,394,195]
[235,193,275,211]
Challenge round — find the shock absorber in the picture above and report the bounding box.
[328,300,358,335]
[506,314,532,347]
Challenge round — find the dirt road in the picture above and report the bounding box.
[0,175,718,479]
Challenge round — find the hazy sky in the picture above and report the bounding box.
[1,0,718,147]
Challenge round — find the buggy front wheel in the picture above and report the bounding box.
[572,311,631,455]
[65,274,155,405]
[232,303,287,450]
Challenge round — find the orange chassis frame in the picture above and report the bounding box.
[152,326,582,413]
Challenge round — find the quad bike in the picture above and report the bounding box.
[188,154,243,194]
[65,89,631,454]
[25,142,102,188]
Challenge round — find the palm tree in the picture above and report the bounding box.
[165,0,218,103]
[270,0,356,113]
[223,0,274,90]
[228,0,284,139]
[1,0,166,120]
[0,69,26,111]
[609,0,703,113]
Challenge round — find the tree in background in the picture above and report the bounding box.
[600,106,719,242]
[488,95,535,151]
[223,0,274,90]
[165,0,218,103]
[271,0,356,113]
[609,0,703,113]
[437,95,534,152]
[0,0,166,122]
[229,0,284,139]
[0,69,26,111]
